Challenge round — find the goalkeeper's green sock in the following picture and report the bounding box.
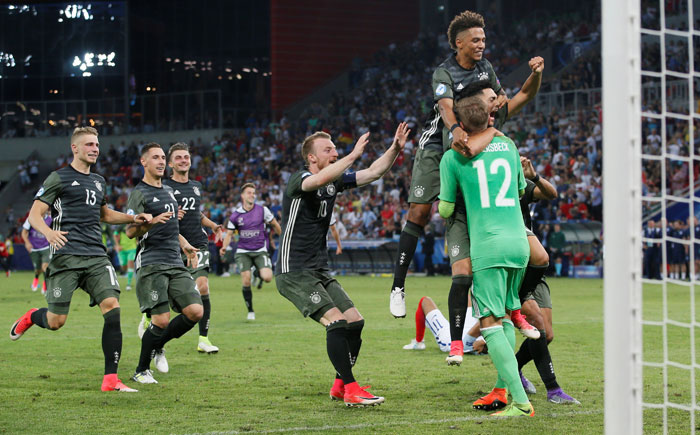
[482,324,530,406]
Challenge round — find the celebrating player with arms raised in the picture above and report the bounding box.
[276,123,409,407]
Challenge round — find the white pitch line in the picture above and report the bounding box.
[180,409,602,435]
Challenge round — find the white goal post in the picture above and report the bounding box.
[603,0,643,433]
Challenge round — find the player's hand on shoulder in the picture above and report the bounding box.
[133,213,152,224]
[350,132,370,159]
[152,211,173,224]
[46,229,69,250]
[529,56,544,74]
[392,122,411,151]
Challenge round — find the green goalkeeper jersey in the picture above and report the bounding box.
[439,135,529,272]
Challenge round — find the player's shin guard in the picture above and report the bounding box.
[199,294,211,337]
[137,324,164,372]
[482,325,529,405]
[448,275,471,346]
[102,308,122,375]
[159,314,197,348]
[346,320,364,367]
[127,268,134,285]
[242,286,253,312]
[518,264,548,302]
[528,330,559,390]
[415,297,427,342]
[391,221,423,289]
[326,320,355,385]
[30,307,49,329]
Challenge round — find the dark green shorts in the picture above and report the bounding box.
[523,278,552,309]
[135,264,202,315]
[408,146,442,204]
[182,248,210,279]
[45,255,121,315]
[445,209,470,265]
[235,251,272,272]
[276,270,354,321]
[471,266,524,319]
[30,249,50,269]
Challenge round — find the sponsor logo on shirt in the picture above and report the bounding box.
[456,83,464,91]
[240,229,260,238]
[71,180,80,186]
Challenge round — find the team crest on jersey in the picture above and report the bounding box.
[238,217,244,225]
[414,185,424,198]
[310,292,322,304]
[435,83,447,96]
[193,186,200,196]
[150,291,159,302]
[53,287,62,298]
[326,184,336,196]
[94,180,102,192]
[451,245,460,258]
[478,72,489,81]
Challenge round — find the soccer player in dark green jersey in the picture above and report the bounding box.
[439,97,533,417]
[10,126,152,393]
[276,123,410,407]
[126,143,203,385]
[164,143,223,354]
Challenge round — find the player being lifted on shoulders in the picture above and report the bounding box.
[276,123,410,407]
[126,143,203,385]
[221,183,282,320]
[164,143,222,354]
[21,211,52,294]
[10,126,152,393]
[390,10,504,318]
[439,97,533,417]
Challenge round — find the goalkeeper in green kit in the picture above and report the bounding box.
[438,93,533,417]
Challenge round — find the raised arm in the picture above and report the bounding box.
[355,123,410,187]
[507,56,544,119]
[521,156,557,200]
[301,132,370,192]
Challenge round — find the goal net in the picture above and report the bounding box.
[605,0,699,433]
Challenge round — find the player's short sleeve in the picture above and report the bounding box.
[125,189,145,216]
[22,219,31,231]
[334,172,357,193]
[484,59,502,94]
[286,171,312,198]
[432,67,454,102]
[263,206,274,223]
[226,214,237,231]
[439,151,458,203]
[35,172,62,206]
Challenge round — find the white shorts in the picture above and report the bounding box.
[426,307,480,352]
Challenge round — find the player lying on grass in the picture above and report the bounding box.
[439,96,533,417]
[275,123,410,407]
[402,295,486,355]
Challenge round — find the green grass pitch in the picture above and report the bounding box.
[0,272,695,433]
